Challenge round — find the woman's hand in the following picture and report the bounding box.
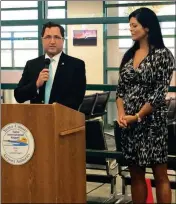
[117,112,127,128]
[123,115,137,125]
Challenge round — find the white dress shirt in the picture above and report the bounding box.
[45,51,62,83]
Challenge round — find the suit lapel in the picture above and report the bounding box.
[57,52,66,68]
[39,55,47,101]
[52,52,66,86]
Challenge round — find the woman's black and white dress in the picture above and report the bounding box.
[116,47,175,167]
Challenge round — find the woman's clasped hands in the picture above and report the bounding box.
[117,113,137,128]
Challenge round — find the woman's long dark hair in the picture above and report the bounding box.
[120,7,165,69]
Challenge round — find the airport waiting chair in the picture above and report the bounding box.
[91,91,110,118]
[79,93,98,120]
[167,97,176,156]
[86,119,118,203]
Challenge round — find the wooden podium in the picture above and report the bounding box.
[1,103,86,203]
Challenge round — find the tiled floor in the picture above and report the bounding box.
[87,180,176,203]
[87,167,176,203]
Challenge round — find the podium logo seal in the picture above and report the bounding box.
[1,123,35,165]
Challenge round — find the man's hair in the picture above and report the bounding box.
[41,21,65,38]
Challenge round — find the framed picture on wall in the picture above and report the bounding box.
[73,30,97,46]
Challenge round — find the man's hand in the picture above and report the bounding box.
[36,69,49,88]
[123,115,137,125]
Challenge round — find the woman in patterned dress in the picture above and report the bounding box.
[116,8,175,204]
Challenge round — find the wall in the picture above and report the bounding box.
[67,1,104,85]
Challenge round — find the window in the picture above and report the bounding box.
[107,24,119,36]
[14,50,38,67]
[1,26,38,68]
[119,39,132,48]
[14,40,38,49]
[14,32,38,38]
[47,9,65,19]
[118,23,130,36]
[1,50,12,67]
[160,22,175,35]
[47,1,65,7]
[1,41,11,49]
[116,3,175,17]
[163,38,175,48]
[1,1,37,8]
[1,26,38,32]
[107,71,119,85]
[1,32,11,38]
[2,10,38,20]
[168,48,175,58]
[46,1,66,19]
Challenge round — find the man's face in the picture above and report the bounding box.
[42,27,64,57]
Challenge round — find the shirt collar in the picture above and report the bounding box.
[45,51,62,63]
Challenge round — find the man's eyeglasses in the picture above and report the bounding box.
[42,35,64,41]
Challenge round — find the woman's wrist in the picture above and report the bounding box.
[135,113,142,122]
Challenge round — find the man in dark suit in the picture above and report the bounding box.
[14,22,86,110]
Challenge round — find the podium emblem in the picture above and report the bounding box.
[1,123,35,165]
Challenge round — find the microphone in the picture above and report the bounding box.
[44,58,51,69]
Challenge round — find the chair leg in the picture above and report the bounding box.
[122,177,126,195]
[111,177,117,195]
[114,176,133,204]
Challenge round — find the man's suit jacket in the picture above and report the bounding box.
[14,52,86,110]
